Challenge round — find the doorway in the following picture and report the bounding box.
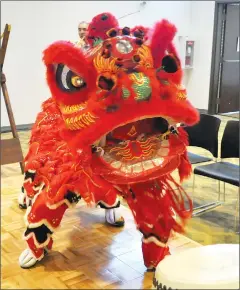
[209,2,240,116]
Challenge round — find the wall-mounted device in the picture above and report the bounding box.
[185,40,194,68]
[178,36,195,69]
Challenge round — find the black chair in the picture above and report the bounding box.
[184,114,221,164]
[193,120,239,218]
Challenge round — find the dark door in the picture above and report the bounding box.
[219,3,240,113]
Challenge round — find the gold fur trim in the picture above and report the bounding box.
[24,232,52,249]
[137,45,154,68]
[93,53,119,74]
[65,112,98,130]
[46,199,76,210]
[97,197,120,208]
[60,102,87,115]
[177,91,187,100]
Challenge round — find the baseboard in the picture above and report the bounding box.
[1,123,34,133]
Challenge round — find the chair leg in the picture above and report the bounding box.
[218,180,221,201]
[234,190,239,233]
[193,201,222,216]
[192,174,195,194]
[192,176,222,216]
[191,174,196,206]
[223,182,226,202]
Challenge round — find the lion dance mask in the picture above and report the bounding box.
[18,12,199,270]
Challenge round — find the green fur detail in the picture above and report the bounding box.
[122,88,130,99]
[121,73,151,101]
[93,38,103,47]
[132,73,152,101]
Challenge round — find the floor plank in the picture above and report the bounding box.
[1,115,238,289]
[1,177,201,289]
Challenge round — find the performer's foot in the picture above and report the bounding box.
[19,249,39,268]
[105,207,125,227]
[18,191,27,209]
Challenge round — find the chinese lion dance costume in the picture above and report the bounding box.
[18,12,199,270]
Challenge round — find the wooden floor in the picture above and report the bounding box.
[1,173,201,289]
[1,115,239,289]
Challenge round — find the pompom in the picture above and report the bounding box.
[87,12,119,46]
[131,25,150,42]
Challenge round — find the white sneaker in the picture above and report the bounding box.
[19,248,39,269]
[105,207,125,227]
[18,191,27,209]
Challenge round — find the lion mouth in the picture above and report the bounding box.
[91,117,181,175]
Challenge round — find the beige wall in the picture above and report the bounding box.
[1,1,214,126]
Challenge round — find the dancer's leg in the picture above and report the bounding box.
[124,184,177,270]
[19,189,81,268]
[92,176,124,227]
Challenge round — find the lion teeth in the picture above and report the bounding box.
[102,154,113,163]
[152,157,164,166]
[111,161,122,169]
[120,165,132,174]
[132,163,143,173]
[157,148,169,157]
[142,160,154,170]
[102,156,161,173]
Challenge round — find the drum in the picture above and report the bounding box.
[153,244,239,289]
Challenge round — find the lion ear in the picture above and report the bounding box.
[150,19,177,68]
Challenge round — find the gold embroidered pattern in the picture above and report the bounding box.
[109,137,158,162]
[93,53,119,74]
[176,84,187,101]
[65,112,98,130]
[129,72,145,85]
[127,126,137,137]
[60,102,87,115]
[137,45,154,68]
[37,114,48,127]
[177,92,187,100]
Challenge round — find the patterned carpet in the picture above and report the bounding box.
[1,115,239,246]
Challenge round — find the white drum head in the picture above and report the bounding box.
[153,244,239,289]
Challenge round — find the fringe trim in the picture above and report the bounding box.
[97,198,120,209]
[24,232,52,249]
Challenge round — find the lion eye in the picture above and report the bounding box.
[71,76,85,88]
[56,64,86,92]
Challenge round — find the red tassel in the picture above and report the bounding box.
[124,175,193,239]
[176,127,192,182]
[178,151,192,182]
